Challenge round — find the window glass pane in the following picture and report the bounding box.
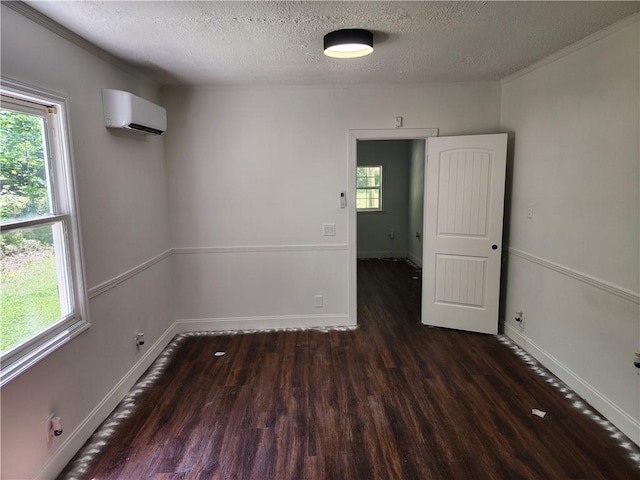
[0,109,52,223]
[356,189,367,198]
[357,187,381,210]
[356,167,366,187]
[356,166,382,211]
[1,223,68,354]
[372,168,381,186]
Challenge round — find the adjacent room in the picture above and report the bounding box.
[1,1,638,478]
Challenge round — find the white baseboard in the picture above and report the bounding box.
[34,321,179,480]
[406,251,422,267]
[35,313,353,478]
[504,323,640,446]
[176,314,354,333]
[357,251,421,267]
[357,251,406,259]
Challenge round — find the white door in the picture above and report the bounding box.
[422,134,507,334]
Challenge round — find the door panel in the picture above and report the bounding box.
[437,150,491,236]
[422,134,507,334]
[435,254,486,308]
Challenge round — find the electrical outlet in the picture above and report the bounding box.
[47,414,62,441]
[46,414,55,442]
[314,295,323,308]
[515,310,525,330]
[322,223,336,236]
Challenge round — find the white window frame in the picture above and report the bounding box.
[356,165,383,212]
[1,77,90,386]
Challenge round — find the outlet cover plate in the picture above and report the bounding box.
[322,223,336,236]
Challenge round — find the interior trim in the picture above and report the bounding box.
[501,13,639,84]
[32,320,179,480]
[348,128,439,327]
[505,323,640,447]
[176,314,354,333]
[2,1,153,85]
[88,249,172,299]
[88,245,347,300]
[507,247,640,304]
[173,244,348,254]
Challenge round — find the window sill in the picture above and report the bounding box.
[0,319,91,387]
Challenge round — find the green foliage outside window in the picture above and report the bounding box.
[1,108,59,353]
[0,110,53,254]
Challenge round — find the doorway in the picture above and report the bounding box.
[355,140,424,263]
[348,128,438,326]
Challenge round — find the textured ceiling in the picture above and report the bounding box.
[24,1,640,86]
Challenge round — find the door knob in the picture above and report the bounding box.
[492,244,498,250]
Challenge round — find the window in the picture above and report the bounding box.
[0,78,89,386]
[356,165,382,211]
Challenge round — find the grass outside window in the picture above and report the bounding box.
[1,79,88,386]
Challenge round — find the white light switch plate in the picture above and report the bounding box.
[322,223,336,236]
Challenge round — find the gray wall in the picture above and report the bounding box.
[501,20,639,443]
[2,6,505,476]
[357,140,411,258]
[164,82,501,327]
[1,5,173,478]
[407,140,426,265]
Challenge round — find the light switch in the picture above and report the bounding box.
[323,223,336,236]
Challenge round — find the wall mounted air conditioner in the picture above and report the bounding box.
[102,89,166,136]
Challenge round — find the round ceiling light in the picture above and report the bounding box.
[323,29,374,58]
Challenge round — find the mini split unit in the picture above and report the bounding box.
[102,89,166,136]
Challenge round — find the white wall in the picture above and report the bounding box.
[2,4,637,477]
[1,6,173,478]
[408,140,426,266]
[500,19,640,443]
[357,140,410,259]
[163,83,501,328]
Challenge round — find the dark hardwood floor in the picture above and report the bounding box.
[60,259,640,479]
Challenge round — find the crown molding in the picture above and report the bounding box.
[502,13,639,84]
[3,1,158,86]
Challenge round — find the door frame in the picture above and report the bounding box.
[348,128,439,325]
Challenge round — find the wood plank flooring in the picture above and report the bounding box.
[60,259,640,479]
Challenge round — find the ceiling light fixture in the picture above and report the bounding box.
[323,29,374,58]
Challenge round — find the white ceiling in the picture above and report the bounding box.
[25,1,640,86]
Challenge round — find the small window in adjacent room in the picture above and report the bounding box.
[0,78,89,386]
[356,165,383,211]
